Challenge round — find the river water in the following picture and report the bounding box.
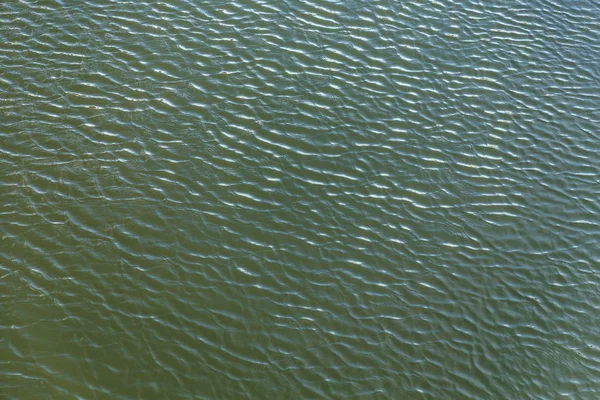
[1,0,600,398]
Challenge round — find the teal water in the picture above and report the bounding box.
[1,0,600,398]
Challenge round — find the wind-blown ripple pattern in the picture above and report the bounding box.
[1,0,599,398]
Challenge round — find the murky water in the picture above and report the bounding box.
[2,0,600,398]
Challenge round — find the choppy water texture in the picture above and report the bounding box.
[2,0,600,398]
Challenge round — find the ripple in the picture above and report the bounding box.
[1,0,600,398]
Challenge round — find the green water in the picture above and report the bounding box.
[1,0,600,398]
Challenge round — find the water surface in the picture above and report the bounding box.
[1,0,600,398]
